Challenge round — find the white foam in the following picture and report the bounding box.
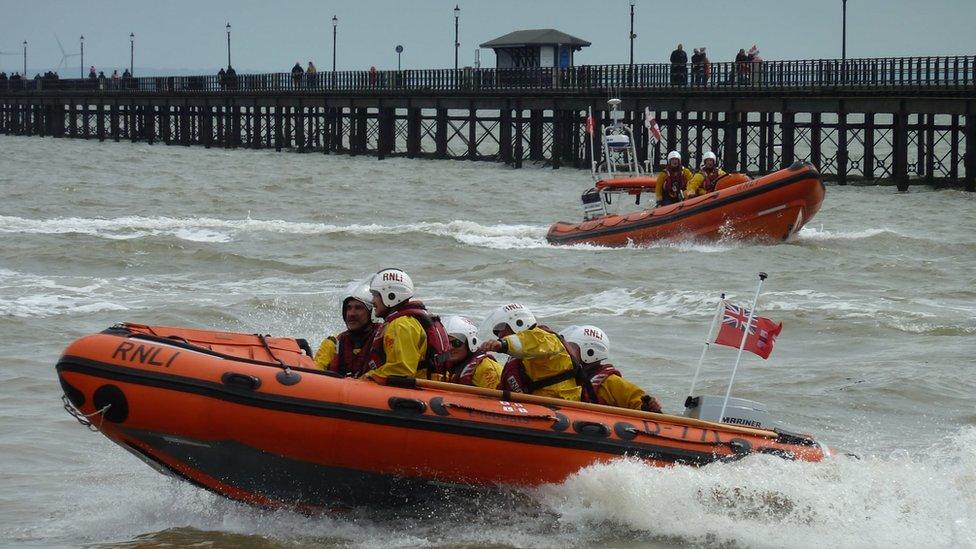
[797,226,899,241]
[536,426,976,548]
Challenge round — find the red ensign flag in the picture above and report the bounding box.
[714,302,782,359]
[585,114,595,135]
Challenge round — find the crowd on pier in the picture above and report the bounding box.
[669,43,764,86]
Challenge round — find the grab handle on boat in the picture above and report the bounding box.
[221,372,261,391]
[388,397,427,415]
[573,420,611,438]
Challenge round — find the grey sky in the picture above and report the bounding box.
[2,0,974,76]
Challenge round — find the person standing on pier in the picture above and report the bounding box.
[670,43,687,85]
[291,62,304,88]
[691,48,704,85]
[306,61,317,87]
[734,48,748,84]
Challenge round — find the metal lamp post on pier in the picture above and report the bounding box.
[629,0,636,66]
[129,32,134,75]
[332,15,338,72]
[80,35,84,78]
[454,5,460,70]
[22,40,27,76]
[226,23,232,68]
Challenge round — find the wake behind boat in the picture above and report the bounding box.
[546,100,825,247]
[57,322,831,510]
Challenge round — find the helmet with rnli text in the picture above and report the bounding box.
[442,315,480,353]
[369,268,414,308]
[559,325,610,364]
[341,279,373,319]
[667,150,681,162]
[488,303,537,336]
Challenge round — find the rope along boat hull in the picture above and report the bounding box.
[56,323,829,510]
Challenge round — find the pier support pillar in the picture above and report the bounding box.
[894,108,909,191]
[296,102,306,153]
[810,112,822,174]
[435,107,448,158]
[514,105,524,169]
[965,114,975,192]
[529,109,543,161]
[407,107,421,158]
[378,106,395,159]
[550,108,562,169]
[723,111,738,172]
[781,111,795,168]
[468,103,478,160]
[837,105,848,185]
[863,113,875,180]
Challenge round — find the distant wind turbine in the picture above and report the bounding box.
[55,34,80,73]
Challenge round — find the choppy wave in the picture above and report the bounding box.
[12,428,975,548]
[0,214,553,249]
[537,426,976,548]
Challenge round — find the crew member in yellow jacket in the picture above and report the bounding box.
[442,315,503,389]
[686,151,727,197]
[559,325,662,412]
[655,150,694,206]
[362,268,450,381]
[313,279,380,377]
[479,303,582,401]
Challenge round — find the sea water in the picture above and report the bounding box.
[0,135,973,548]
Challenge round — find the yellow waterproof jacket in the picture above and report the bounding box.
[502,327,581,401]
[598,374,649,410]
[364,316,427,380]
[655,167,694,202]
[313,336,338,371]
[453,354,503,389]
[472,356,503,389]
[687,168,728,197]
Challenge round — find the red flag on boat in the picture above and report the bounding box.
[644,107,662,144]
[585,114,595,135]
[714,301,782,359]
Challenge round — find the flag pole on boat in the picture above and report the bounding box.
[719,272,768,423]
[685,292,726,409]
[587,105,597,177]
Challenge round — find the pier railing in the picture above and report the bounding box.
[3,55,974,94]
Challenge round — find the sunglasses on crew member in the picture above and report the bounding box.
[449,338,465,349]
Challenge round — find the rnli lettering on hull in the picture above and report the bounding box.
[112,341,181,368]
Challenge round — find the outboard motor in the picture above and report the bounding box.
[581,187,606,220]
[683,395,778,430]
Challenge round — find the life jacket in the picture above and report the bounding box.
[497,327,597,402]
[329,323,379,377]
[449,352,492,386]
[366,300,451,378]
[662,167,686,202]
[701,167,721,193]
[583,363,623,405]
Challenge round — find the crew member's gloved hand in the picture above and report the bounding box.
[641,394,663,414]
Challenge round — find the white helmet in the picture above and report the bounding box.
[487,303,537,336]
[702,151,717,163]
[667,150,681,162]
[341,279,373,318]
[442,315,480,353]
[369,268,414,308]
[559,325,610,364]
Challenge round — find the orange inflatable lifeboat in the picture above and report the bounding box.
[548,162,825,247]
[56,322,831,510]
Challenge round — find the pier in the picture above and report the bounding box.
[2,55,974,190]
